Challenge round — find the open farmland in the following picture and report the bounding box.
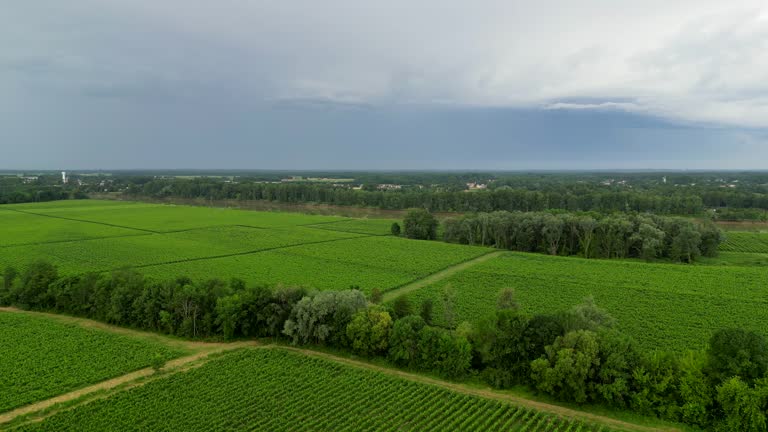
[405,252,768,352]
[0,311,186,413]
[0,201,487,294]
[15,348,618,432]
[719,231,768,253]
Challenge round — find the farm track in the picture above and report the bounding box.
[382,251,504,302]
[0,308,675,432]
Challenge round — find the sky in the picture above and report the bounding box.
[1,0,767,170]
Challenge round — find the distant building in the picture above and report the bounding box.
[466,182,488,190]
[377,184,402,190]
[61,171,68,184]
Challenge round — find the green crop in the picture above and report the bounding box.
[17,348,615,431]
[0,312,185,413]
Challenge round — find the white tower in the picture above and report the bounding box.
[62,171,68,184]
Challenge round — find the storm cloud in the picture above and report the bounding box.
[1,1,767,169]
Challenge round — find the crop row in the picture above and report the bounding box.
[0,312,185,413]
[719,231,768,253]
[16,348,616,431]
[0,210,140,247]
[405,252,768,352]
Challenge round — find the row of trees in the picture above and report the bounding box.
[116,174,768,216]
[441,211,723,262]
[3,262,767,430]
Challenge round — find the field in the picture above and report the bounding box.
[719,231,768,253]
[0,311,186,413]
[405,252,768,351]
[0,201,487,294]
[15,348,616,432]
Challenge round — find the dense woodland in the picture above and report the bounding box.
[439,210,722,262]
[2,262,767,431]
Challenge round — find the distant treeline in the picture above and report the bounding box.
[0,176,85,204]
[120,175,768,216]
[3,262,768,430]
[441,211,723,262]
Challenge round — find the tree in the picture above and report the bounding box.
[698,222,723,257]
[542,214,565,255]
[346,305,393,356]
[576,216,598,259]
[390,222,401,236]
[388,315,426,367]
[632,223,665,261]
[706,328,768,386]
[17,261,58,307]
[370,288,383,304]
[593,330,642,407]
[216,293,244,340]
[670,225,701,263]
[283,290,367,346]
[392,295,412,319]
[151,353,166,373]
[1,266,18,305]
[440,285,457,328]
[558,296,615,333]
[716,377,767,432]
[419,298,434,324]
[497,288,519,311]
[403,208,438,240]
[530,330,601,403]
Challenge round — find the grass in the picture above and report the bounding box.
[405,252,768,352]
[0,311,186,413]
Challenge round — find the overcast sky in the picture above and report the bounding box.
[2,0,767,170]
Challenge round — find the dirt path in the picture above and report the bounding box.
[277,346,679,432]
[0,341,255,426]
[382,251,504,303]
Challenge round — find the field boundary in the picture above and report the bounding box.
[4,208,158,234]
[93,233,374,274]
[382,251,504,302]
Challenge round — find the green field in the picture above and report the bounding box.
[16,348,615,432]
[0,201,486,294]
[406,252,768,352]
[720,231,768,253]
[0,312,186,413]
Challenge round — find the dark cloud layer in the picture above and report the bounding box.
[1,1,766,169]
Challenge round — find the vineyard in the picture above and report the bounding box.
[405,252,768,351]
[719,231,768,253]
[0,311,185,413]
[14,348,618,432]
[0,201,485,294]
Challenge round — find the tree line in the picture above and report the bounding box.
[441,211,723,262]
[2,261,767,430]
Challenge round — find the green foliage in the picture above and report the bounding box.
[403,208,438,240]
[706,328,768,385]
[715,377,767,431]
[346,306,393,356]
[150,353,167,372]
[388,315,426,368]
[530,330,601,403]
[283,290,367,345]
[0,312,184,412]
[390,222,401,236]
[392,295,412,319]
[419,298,433,324]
